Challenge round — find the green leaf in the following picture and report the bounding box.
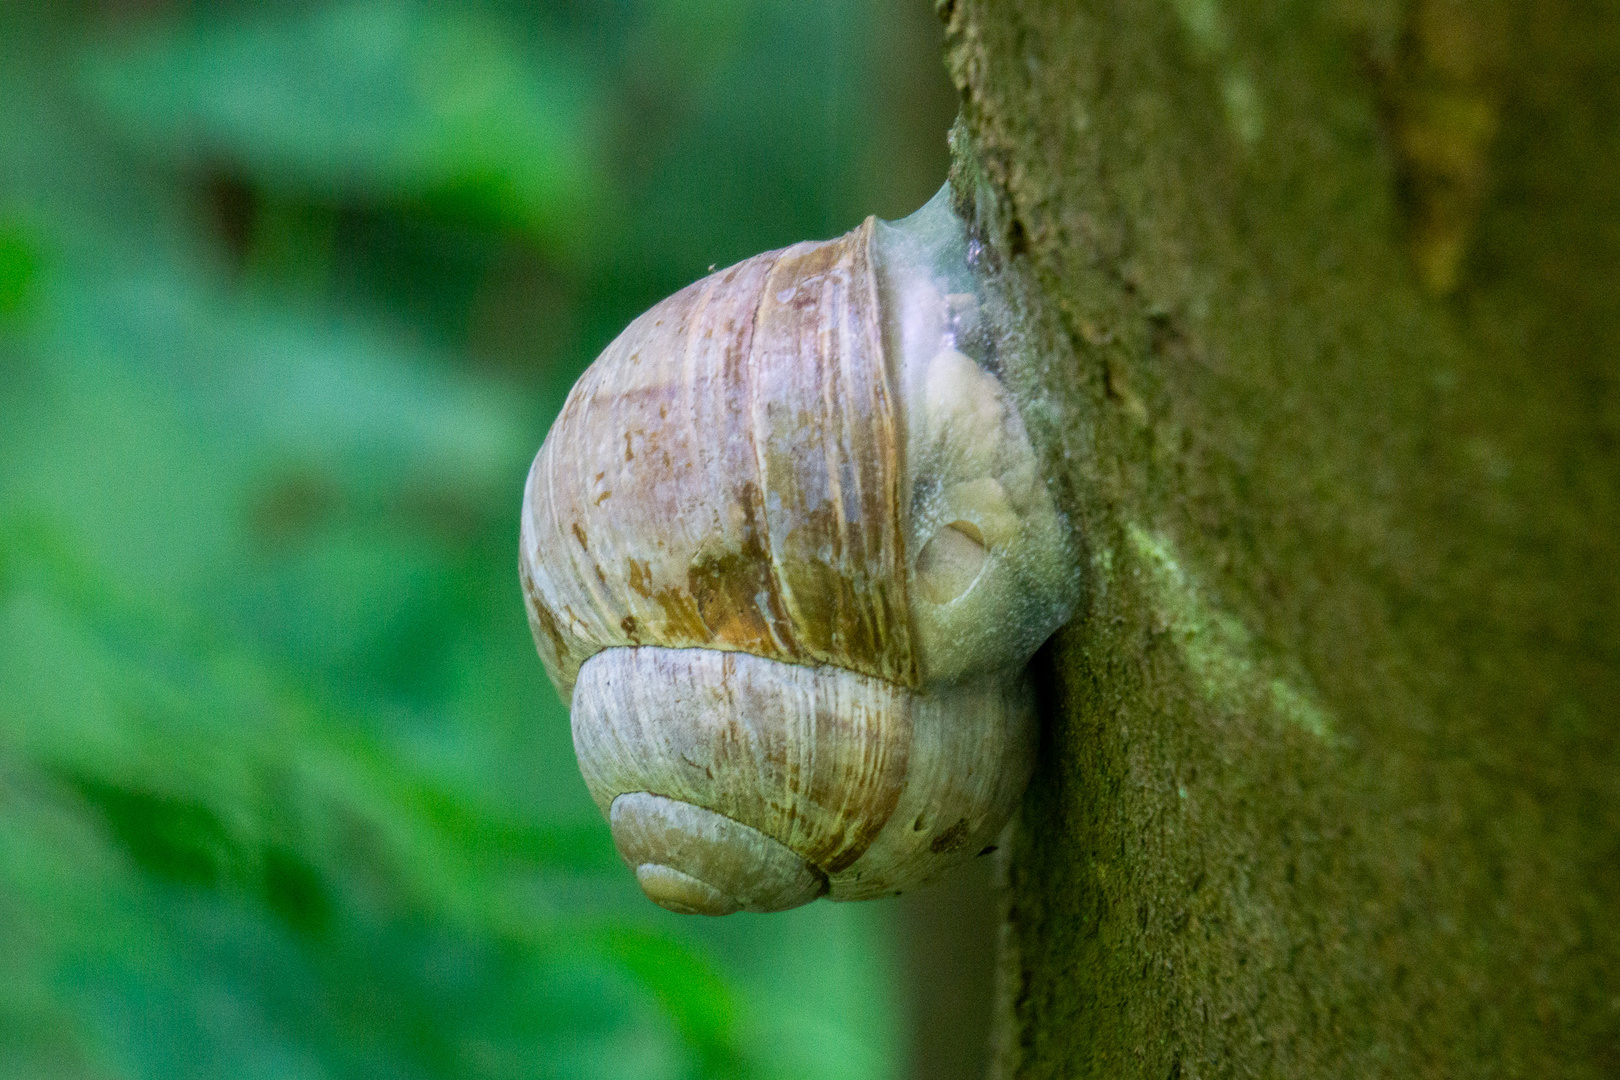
[79,1,603,251]
[0,219,39,316]
[0,521,731,1078]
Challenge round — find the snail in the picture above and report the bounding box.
[519,185,1077,915]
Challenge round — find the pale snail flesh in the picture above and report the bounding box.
[520,185,1076,915]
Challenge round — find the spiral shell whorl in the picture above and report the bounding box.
[572,647,1035,906]
[609,793,827,915]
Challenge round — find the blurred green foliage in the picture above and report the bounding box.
[0,2,955,1078]
[0,224,37,316]
[80,3,601,250]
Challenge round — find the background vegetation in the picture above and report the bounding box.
[0,3,956,1077]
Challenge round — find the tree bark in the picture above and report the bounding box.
[939,0,1620,1075]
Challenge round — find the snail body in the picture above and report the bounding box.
[521,186,1075,914]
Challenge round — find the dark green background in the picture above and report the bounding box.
[0,3,956,1077]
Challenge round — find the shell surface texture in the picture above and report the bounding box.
[520,185,1076,915]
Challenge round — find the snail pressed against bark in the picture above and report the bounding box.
[520,185,1076,914]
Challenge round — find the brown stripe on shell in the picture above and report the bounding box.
[519,219,915,697]
[749,222,913,687]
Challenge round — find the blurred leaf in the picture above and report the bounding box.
[79,1,602,252]
[636,0,757,78]
[1,1,934,1076]
[0,219,38,316]
[596,927,743,1074]
[0,518,739,1078]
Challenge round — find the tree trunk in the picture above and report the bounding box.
[938,0,1620,1075]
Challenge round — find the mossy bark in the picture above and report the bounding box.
[940,0,1620,1075]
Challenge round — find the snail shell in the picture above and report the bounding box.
[521,186,1074,914]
